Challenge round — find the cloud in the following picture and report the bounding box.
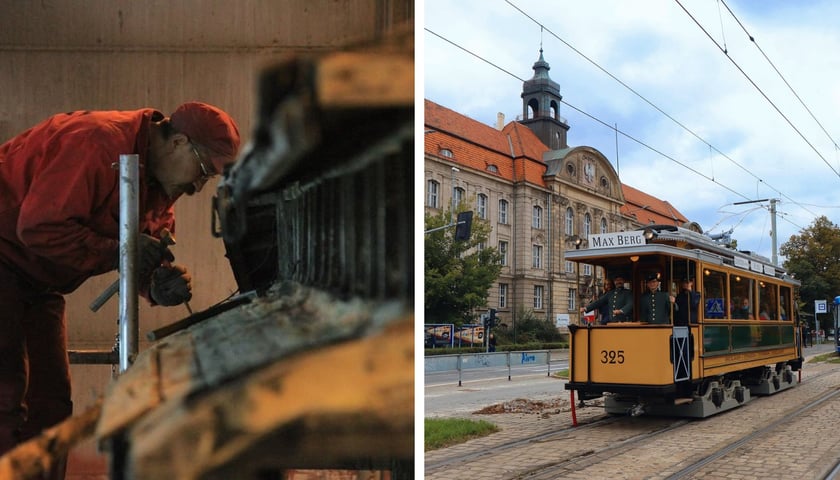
[424,0,840,261]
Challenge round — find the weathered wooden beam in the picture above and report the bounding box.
[0,400,102,480]
[93,282,412,479]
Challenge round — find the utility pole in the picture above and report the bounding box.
[733,198,779,266]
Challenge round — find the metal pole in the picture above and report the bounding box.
[118,154,139,372]
[770,199,778,266]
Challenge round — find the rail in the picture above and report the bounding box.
[425,350,552,386]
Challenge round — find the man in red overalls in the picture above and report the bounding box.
[0,102,240,479]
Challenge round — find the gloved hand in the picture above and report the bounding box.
[150,264,192,306]
[138,233,175,282]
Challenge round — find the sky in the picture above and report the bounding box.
[422,0,840,264]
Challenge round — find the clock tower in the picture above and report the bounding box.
[520,49,570,150]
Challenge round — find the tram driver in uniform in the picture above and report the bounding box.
[581,272,633,323]
[640,272,677,324]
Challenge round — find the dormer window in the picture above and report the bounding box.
[439,148,453,158]
[566,163,575,176]
[486,164,498,173]
[600,176,608,188]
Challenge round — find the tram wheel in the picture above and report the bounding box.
[710,387,724,407]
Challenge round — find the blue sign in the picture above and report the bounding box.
[705,298,725,318]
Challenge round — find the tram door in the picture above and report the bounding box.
[672,326,690,381]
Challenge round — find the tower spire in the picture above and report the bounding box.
[519,49,569,150]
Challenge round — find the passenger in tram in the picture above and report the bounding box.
[581,273,632,323]
[733,297,753,319]
[639,273,677,324]
[675,277,701,326]
[759,304,771,320]
[595,278,613,324]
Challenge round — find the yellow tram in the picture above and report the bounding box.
[565,225,803,417]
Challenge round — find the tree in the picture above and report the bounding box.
[425,208,502,326]
[780,215,840,326]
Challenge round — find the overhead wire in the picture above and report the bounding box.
[674,0,840,180]
[502,0,823,220]
[720,0,840,155]
[426,25,822,235]
[426,2,840,248]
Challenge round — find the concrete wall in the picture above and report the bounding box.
[0,1,412,477]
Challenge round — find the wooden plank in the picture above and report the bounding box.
[125,314,413,479]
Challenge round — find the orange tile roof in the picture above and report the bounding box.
[425,99,548,186]
[620,183,688,226]
[425,99,688,226]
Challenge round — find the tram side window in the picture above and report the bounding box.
[730,274,754,319]
[780,286,792,321]
[757,281,778,320]
[703,268,727,319]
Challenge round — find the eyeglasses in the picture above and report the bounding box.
[190,144,214,182]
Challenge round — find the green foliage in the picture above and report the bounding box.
[425,207,502,326]
[781,216,840,327]
[492,309,566,345]
[424,417,499,451]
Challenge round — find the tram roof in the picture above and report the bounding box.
[565,225,800,286]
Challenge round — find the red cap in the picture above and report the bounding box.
[170,102,241,173]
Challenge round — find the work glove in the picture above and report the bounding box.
[150,264,192,306]
[138,233,175,280]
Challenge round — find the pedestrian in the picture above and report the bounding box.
[639,273,677,324]
[0,102,240,480]
[488,333,497,352]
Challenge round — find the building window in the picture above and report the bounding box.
[584,213,591,237]
[427,180,439,208]
[499,283,508,308]
[499,199,509,224]
[565,260,574,273]
[499,241,508,266]
[583,264,592,276]
[534,285,544,309]
[439,148,453,158]
[565,207,574,235]
[569,288,577,310]
[533,205,543,229]
[453,186,465,208]
[601,217,608,234]
[477,193,488,219]
[477,241,486,251]
[486,164,498,173]
[532,245,543,269]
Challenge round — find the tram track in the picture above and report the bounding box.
[425,364,840,479]
[664,386,840,479]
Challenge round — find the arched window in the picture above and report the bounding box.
[426,180,439,208]
[499,199,509,224]
[584,213,591,237]
[565,207,574,235]
[453,187,465,208]
[532,205,543,229]
[601,217,608,234]
[527,98,539,119]
[439,148,453,158]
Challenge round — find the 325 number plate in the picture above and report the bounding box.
[600,350,625,364]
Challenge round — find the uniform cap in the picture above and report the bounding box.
[646,273,661,282]
[170,102,241,173]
